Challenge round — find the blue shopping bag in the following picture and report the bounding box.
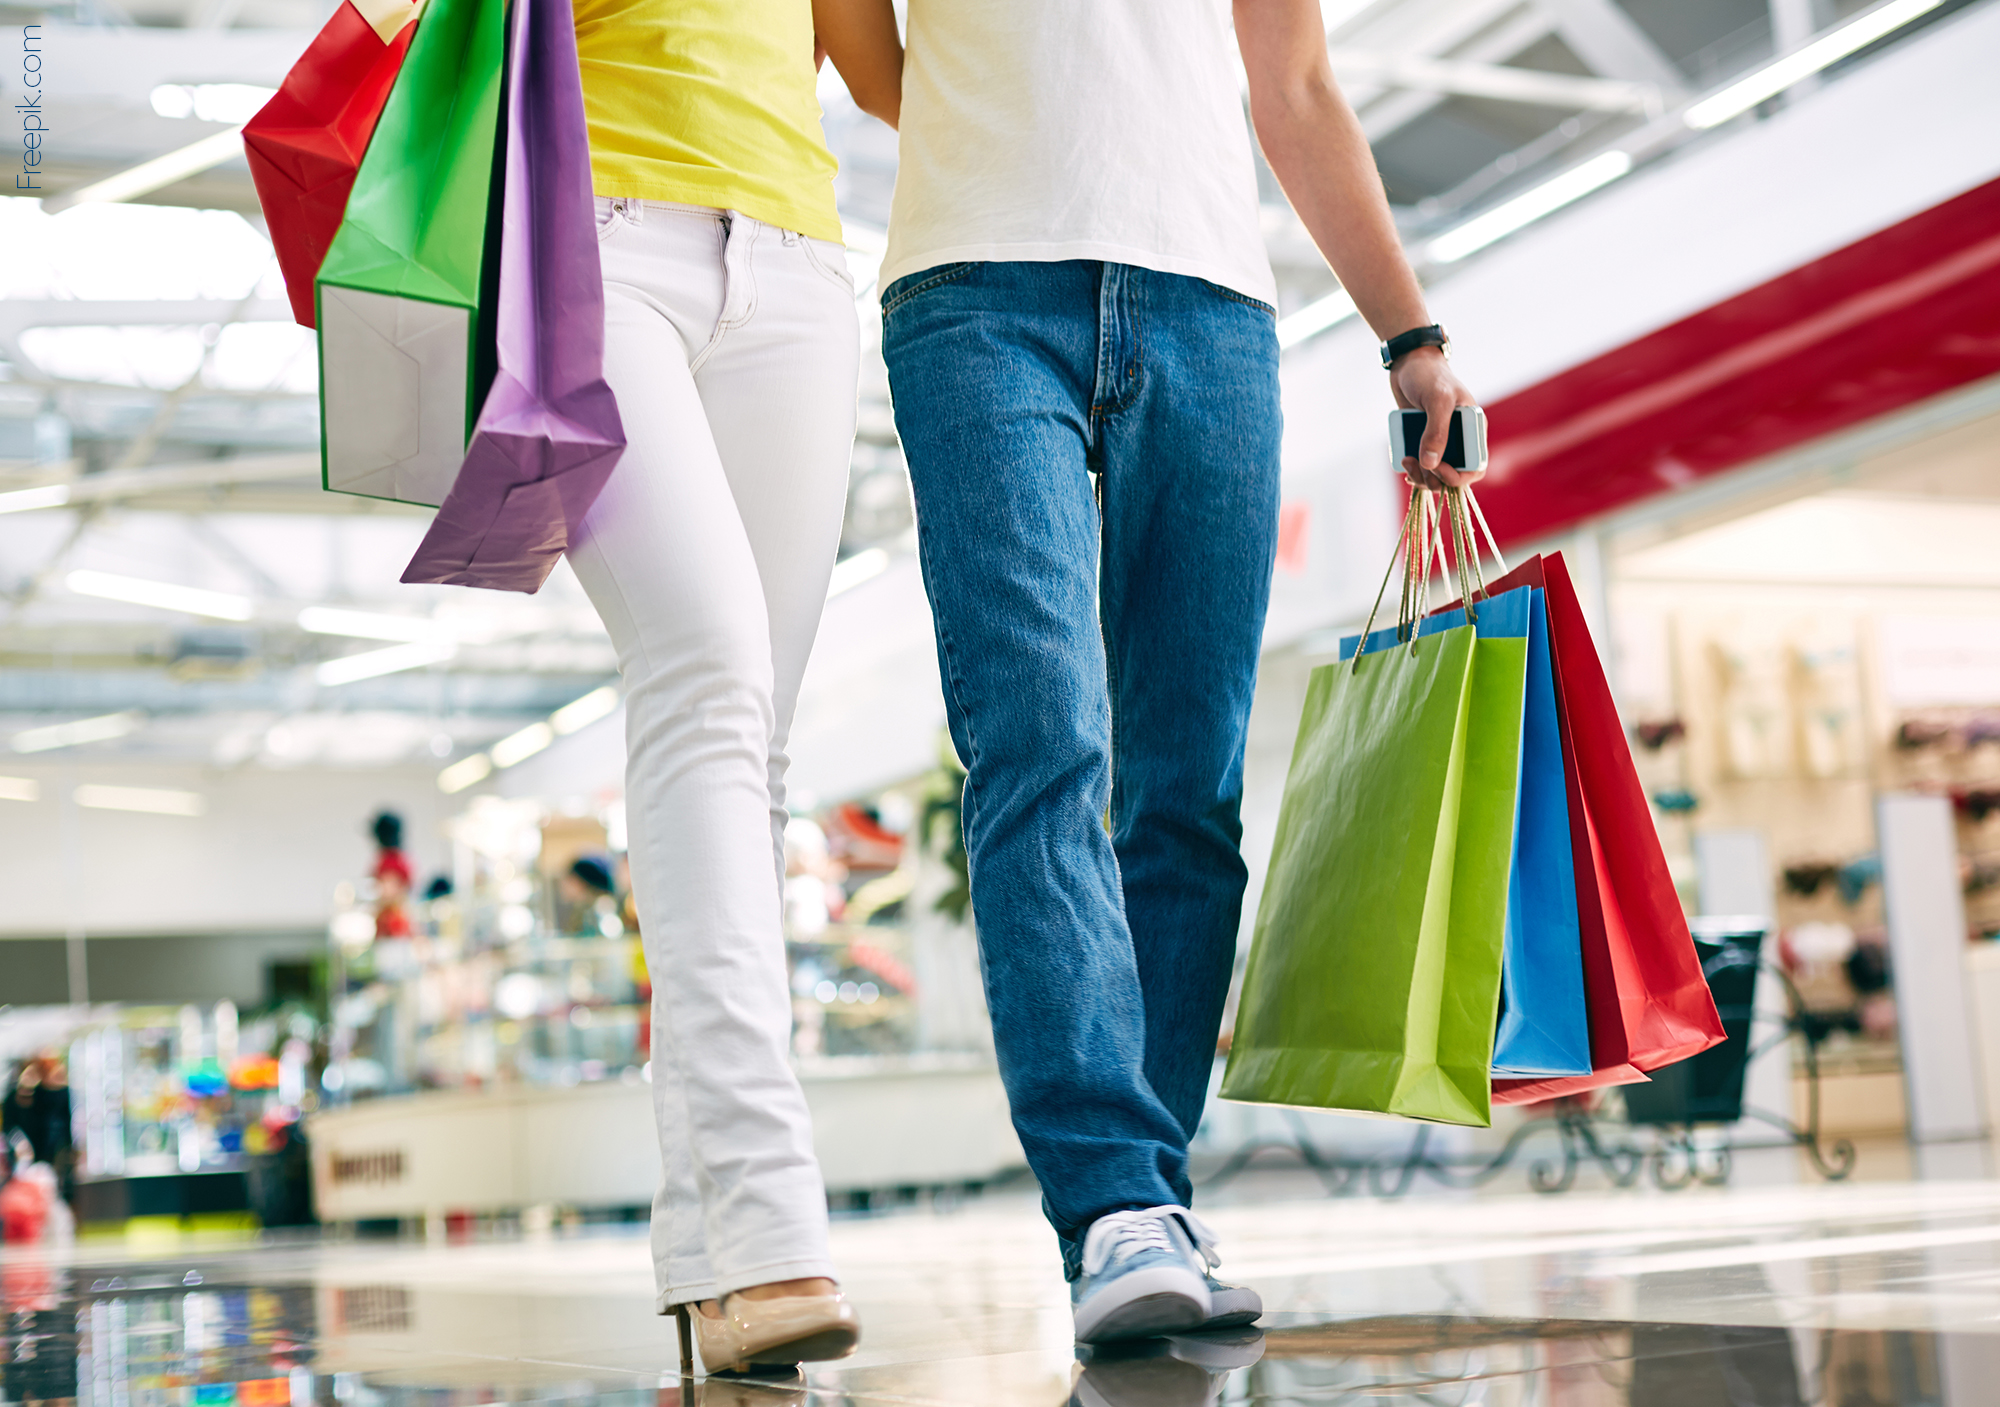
[1341,584,1591,1076]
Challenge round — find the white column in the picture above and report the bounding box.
[1879,792,1985,1142]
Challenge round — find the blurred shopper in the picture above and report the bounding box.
[556,854,618,937]
[369,812,415,940]
[854,0,1487,1344]
[0,1136,49,1247]
[561,0,900,1375]
[2,1058,70,1178]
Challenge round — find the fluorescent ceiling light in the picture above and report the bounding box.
[1276,289,1359,350]
[43,127,246,215]
[550,685,619,736]
[1427,150,1633,264]
[149,83,276,124]
[438,753,493,794]
[298,606,441,642]
[0,484,71,515]
[0,777,39,802]
[490,721,554,769]
[67,569,254,621]
[11,711,145,754]
[1685,0,1944,129]
[315,641,456,687]
[74,783,205,817]
[828,547,889,598]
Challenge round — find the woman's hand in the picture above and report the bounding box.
[814,0,904,130]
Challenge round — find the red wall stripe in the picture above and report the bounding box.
[1475,175,2000,544]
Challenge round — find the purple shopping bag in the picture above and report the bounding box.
[399,0,623,592]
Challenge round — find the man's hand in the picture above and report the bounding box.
[1390,347,1481,490]
[1235,0,1486,491]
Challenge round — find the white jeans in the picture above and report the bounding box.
[566,198,858,1306]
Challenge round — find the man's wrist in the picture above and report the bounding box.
[1380,323,1449,370]
[1387,344,1448,373]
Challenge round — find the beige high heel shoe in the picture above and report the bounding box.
[671,1291,861,1375]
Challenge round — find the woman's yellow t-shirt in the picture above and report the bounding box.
[573,0,841,244]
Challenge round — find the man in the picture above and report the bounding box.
[871,0,1485,1343]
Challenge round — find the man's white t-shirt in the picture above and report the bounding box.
[879,0,1278,307]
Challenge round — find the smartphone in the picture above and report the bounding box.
[1391,405,1488,474]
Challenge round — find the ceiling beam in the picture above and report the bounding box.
[41,127,248,215]
[1329,49,1659,111]
[0,453,318,514]
[1536,0,1690,92]
[1352,7,1560,141]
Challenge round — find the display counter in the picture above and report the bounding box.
[306,1053,1020,1223]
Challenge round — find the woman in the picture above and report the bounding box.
[565,0,902,1376]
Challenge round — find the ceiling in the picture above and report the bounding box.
[0,0,1977,782]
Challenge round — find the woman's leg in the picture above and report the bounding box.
[565,202,851,1308]
[689,217,859,882]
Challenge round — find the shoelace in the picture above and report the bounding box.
[1080,1205,1223,1277]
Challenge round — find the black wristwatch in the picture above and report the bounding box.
[1380,323,1449,370]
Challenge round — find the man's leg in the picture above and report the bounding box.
[881,260,1190,1277]
[1098,269,1283,1187]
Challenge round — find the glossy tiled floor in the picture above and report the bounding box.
[11,1148,2000,1405]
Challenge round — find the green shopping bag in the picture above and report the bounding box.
[315,0,505,508]
[1222,492,1526,1126]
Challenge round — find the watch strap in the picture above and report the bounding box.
[1381,323,1448,370]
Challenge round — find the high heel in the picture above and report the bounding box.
[672,1303,694,1377]
[692,1290,861,1373]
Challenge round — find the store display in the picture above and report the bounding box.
[66,1004,317,1227]
[321,776,976,1107]
[1633,718,1686,751]
[1883,703,2000,941]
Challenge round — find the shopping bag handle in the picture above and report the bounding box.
[1459,486,1508,581]
[1432,485,1508,608]
[1353,489,1454,673]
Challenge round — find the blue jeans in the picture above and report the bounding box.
[881,260,1282,1277]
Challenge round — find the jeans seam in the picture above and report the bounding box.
[1100,480,1122,834]
[881,262,976,319]
[916,523,985,854]
[1197,278,1276,315]
[799,236,855,293]
[691,219,758,374]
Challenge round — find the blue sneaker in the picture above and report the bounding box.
[1198,1274,1262,1330]
[1071,1207,1214,1344]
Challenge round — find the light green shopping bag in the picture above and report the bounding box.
[315,0,505,509]
[1222,493,1527,1126]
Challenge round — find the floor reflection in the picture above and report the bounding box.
[3,1251,1994,1406]
[1072,1316,1960,1406]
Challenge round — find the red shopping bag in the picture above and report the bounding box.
[245,0,425,328]
[1438,550,1723,1104]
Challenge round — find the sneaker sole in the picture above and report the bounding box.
[1074,1268,1210,1344]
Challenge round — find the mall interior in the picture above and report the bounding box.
[4,0,2000,1402]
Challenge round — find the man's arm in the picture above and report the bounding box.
[813,0,904,131]
[1235,0,1480,488]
